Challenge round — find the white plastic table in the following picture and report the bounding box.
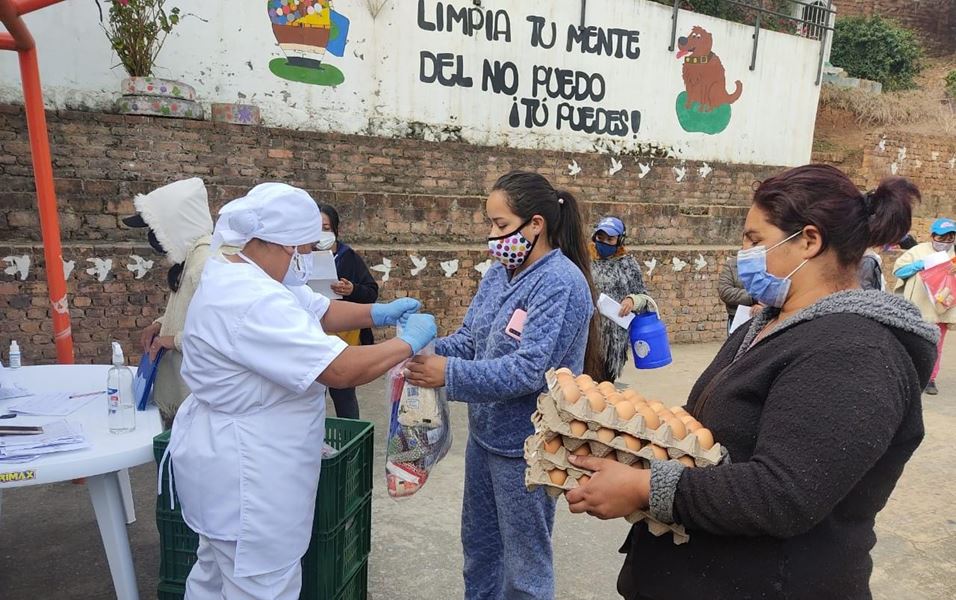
[0,364,162,600]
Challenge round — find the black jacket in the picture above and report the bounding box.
[717,256,753,317]
[334,243,379,346]
[620,290,936,600]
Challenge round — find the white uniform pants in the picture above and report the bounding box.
[185,535,302,600]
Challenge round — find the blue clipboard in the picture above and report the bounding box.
[134,347,166,411]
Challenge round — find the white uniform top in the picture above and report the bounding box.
[168,255,348,577]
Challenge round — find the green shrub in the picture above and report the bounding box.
[830,16,924,91]
[946,70,956,99]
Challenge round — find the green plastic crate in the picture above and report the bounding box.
[301,498,372,600]
[157,580,185,600]
[153,417,374,597]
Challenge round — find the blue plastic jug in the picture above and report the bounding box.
[629,298,672,369]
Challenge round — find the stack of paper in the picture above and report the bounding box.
[6,392,102,416]
[0,419,89,462]
[0,360,30,400]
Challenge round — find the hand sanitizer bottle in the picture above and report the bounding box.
[107,341,136,433]
[8,341,21,369]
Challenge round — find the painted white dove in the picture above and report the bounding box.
[913,159,922,170]
[370,258,393,283]
[474,259,493,277]
[126,255,154,280]
[932,151,940,161]
[876,136,886,152]
[638,162,651,179]
[672,257,688,272]
[85,257,113,282]
[440,259,460,278]
[890,162,899,175]
[643,257,658,276]
[897,146,907,162]
[949,156,955,169]
[2,255,30,281]
[409,255,428,276]
[694,254,708,271]
[673,165,686,183]
[62,259,75,280]
[568,160,582,177]
[698,163,712,179]
[608,157,623,177]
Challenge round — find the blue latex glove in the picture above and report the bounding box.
[399,314,438,354]
[894,260,925,280]
[371,298,421,327]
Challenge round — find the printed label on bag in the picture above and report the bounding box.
[0,469,36,483]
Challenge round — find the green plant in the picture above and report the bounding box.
[94,0,182,77]
[946,70,956,100]
[830,16,924,91]
[648,0,799,34]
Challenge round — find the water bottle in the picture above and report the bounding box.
[8,340,21,369]
[107,341,136,433]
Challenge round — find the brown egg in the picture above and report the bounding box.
[598,381,617,396]
[577,474,591,486]
[562,380,582,405]
[548,469,568,485]
[686,421,702,432]
[605,392,623,406]
[569,420,588,437]
[695,428,716,450]
[637,406,661,430]
[648,400,665,412]
[555,367,574,378]
[615,401,636,421]
[543,436,563,454]
[596,428,616,443]
[672,406,689,417]
[621,389,640,401]
[572,445,591,457]
[648,444,668,460]
[621,434,642,451]
[679,414,696,424]
[576,375,595,390]
[585,390,606,412]
[666,417,688,440]
[677,455,696,468]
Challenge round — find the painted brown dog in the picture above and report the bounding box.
[676,26,743,112]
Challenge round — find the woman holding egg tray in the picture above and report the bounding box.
[565,165,935,599]
[405,171,600,600]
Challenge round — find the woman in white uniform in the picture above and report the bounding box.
[165,183,437,599]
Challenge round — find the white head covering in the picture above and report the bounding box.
[212,183,323,253]
[133,177,212,265]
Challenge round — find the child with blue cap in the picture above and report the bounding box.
[591,216,653,381]
[893,217,956,394]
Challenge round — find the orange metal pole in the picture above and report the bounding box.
[0,0,73,363]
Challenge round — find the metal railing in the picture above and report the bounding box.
[667,0,836,85]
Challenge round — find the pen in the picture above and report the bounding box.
[69,390,106,399]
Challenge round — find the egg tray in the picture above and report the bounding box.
[523,432,690,545]
[544,370,726,467]
[532,404,659,467]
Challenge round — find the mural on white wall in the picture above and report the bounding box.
[86,258,113,282]
[268,0,351,86]
[126,255,154,280]
[0,0,824,166]
[3,255,30,281]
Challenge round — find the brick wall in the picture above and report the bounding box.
[835,0,956,54]
[0,105,786,364]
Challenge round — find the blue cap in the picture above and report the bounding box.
[931,218,956,236]
[595,217,626,237]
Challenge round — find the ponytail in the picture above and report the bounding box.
[554,190,605,380]
[865,177,920,249]
[492,170,605,379]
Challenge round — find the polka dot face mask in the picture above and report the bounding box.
[487,219,539,270]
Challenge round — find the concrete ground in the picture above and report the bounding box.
[1,341,954,599]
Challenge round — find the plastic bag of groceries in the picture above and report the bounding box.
[918,251,956,310]
[385,342,452,498]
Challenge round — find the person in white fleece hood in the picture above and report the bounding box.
[123,177,215,427]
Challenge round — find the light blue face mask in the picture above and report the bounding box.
[737,231,808,309]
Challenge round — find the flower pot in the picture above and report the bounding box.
[116,76,204,120]
[210,103,261,126]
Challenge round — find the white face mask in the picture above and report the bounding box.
[932,240,954,253]
[281,248,313,287]
[315,231,336,251]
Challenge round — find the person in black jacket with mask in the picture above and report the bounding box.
[564,164,935,600]
[320,204,379,419]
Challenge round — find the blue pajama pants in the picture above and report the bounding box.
[462,435,557,600]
